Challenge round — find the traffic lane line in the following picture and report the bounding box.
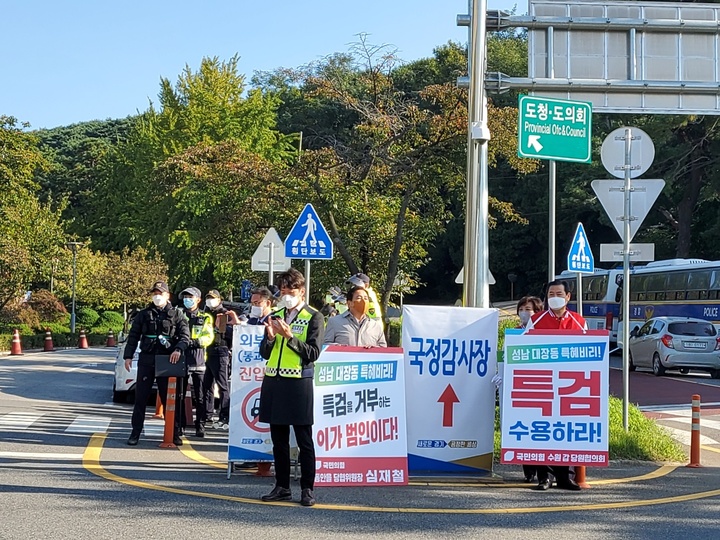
[178,438,678,487]
[83,434,717,514]
[0,451,84,460]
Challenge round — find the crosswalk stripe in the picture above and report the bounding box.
[65,416,112,434]
[661,425,717,446]
[143,418,165,437]
[0,451,84,460]
[0,412,43,429]
[658,414,720,433]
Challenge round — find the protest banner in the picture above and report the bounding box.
[501,330,610,467]
[402,306,498,475]
[314,346,408,486]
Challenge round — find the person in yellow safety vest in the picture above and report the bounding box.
[258,268,324,507]
[180,287,214,438]
[346,273,382,328]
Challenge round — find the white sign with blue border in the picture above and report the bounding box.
[567,222,594,274]
[285,203,333,260]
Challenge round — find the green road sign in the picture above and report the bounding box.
[517,96,592,163]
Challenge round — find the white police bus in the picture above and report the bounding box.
[559,259,720,345]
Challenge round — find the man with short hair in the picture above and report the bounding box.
[346,273,382,326]
[258,268,324,507]
[248,286,274,325]
[525,279,587,491]
[180,287,214,438]
[124,281,190,446]
[324,285,387,347]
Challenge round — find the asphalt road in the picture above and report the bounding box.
[2,348,720,540]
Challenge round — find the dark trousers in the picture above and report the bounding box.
[203,356,229,423]
[131,363,183,436]
[536,465,573,485]
[186,371,205,428]
[270,424,315,491]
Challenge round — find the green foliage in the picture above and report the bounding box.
[42,322,71,335]
[75,307,100,328]
[99,311,124,327]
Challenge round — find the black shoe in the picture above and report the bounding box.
[524,475,536,483]
[173,435,183,446]
[300,488,316,507]
[558,480,582,491]
[535,479,551,491]
[261,486,292,502]
[127,432,140,446]
[195,425,205,438]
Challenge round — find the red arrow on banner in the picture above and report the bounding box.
[437,384,460,427]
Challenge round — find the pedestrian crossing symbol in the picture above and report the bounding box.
[284,203,334,260]
[567,222,594,274]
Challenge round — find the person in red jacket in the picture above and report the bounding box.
[525,279,587,491]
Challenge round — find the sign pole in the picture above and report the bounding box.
[576,272,583,317]
[268,242,274,286]
[622,127,633,433]
[305,259,311,304]
[548,160,556,283]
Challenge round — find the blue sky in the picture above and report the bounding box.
[2,0,520,129]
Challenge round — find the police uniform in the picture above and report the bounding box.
[182,304,214,435]
[125,301,190,441]
[204,301,232,426]
[258,303,324,495]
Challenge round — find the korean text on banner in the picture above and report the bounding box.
[402,306,498,475]
[228,325,273,463]
[500,331,610,467]
[314,346,408,487]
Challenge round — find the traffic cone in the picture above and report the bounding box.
[106,330,116,347]
[44,329,54,352]
[152,394,164,419]
[78,329,89,349]
[10,329,23,356]
[160,377,178,448]
[255,462,273,477]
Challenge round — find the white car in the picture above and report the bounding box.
[113,338,140,403]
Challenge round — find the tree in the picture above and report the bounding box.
[0,116,66,309]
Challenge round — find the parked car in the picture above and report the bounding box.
[113,336,141,403]
[628,316,720,378]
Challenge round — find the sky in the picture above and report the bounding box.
[2,0,521,130]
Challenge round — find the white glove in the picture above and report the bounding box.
[491,373,503,389]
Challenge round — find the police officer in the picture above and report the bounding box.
[203,289,233,429]
[125,281,190,446]
[180,287,214,438]
[259,268,324,507]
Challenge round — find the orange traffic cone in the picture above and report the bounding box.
[10,329,23,356]
[78,329,89,349]
[106,330,116,347]
[160,377,178,448]
[44,329,54,352]
[152,394,164,419]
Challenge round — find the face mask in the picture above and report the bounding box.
[282,294,299,310]
[206,298,220,309]
[183,298,195,309]
[250,305,264,318]
[518,311,532,325]
[152,294,166,307]
[547,296,566,310]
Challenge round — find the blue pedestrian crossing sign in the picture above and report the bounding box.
[285,203,334,260]
[567,222,594,274]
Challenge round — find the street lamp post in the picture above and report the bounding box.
[67,242,84,333]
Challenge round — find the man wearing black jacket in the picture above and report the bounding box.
[125,281,190,446]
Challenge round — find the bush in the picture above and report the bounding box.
[99,311,124,328]
[0,331,112,351]
[75,307,100,328]
[28,290,67,322]
[387,319,402,347]
[42,322,71,335]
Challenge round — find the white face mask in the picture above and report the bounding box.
[152,294,167,307]
[518,311,532,325]
[206,298,220,309]
[282,294,299,310]
[250,305,264,318]
[547,296,567,310]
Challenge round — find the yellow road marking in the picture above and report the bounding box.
[179,438,676,487]
[701,445,720,455]
[83,434,720,513]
